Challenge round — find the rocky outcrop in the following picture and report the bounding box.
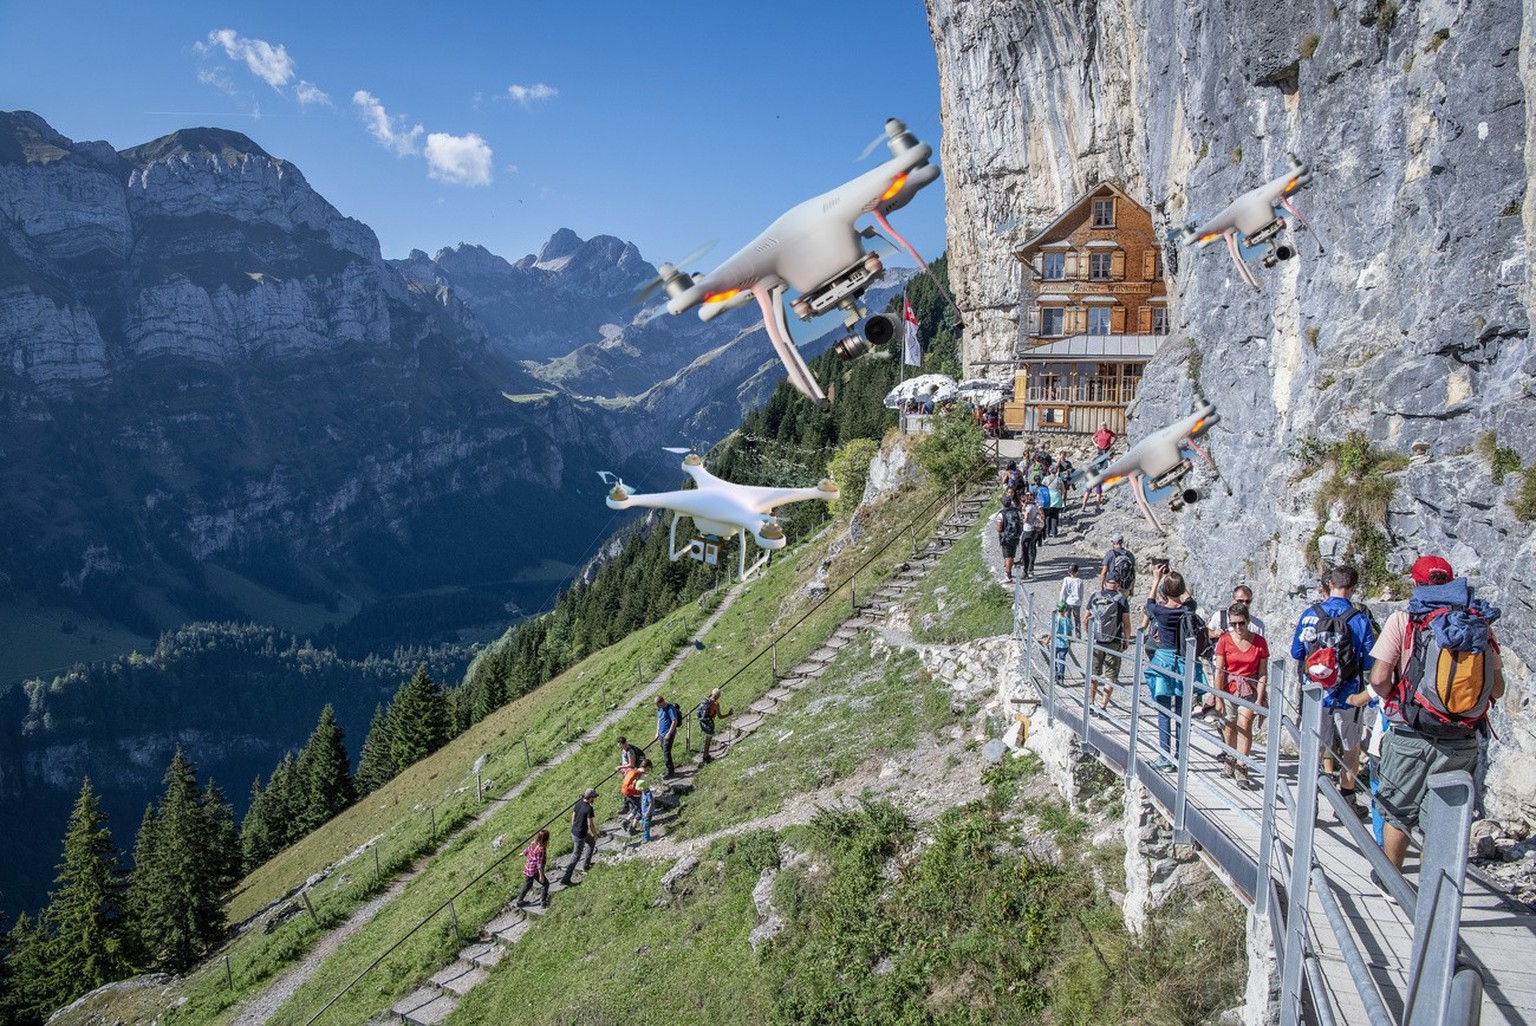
[926,0,1534,820]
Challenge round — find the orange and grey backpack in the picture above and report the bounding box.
[1396,602,1500,738]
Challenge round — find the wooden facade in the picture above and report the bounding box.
[1004,183,1169,436]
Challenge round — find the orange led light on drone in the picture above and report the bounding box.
[704,289,741,304]
[880,173,909,202]
[1199,232,1222,243]
[1284,177,1300,193]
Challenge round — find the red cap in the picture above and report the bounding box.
[1411,555,1454,585]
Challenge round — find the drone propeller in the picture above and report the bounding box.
[855,129,889,162]
[631,240,717,306]
[662,446,692,455]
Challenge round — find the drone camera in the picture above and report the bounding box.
[1274,243,1296,261]
[863,314,895,348]
[834,336,872,361]
[1181,487,1204,506]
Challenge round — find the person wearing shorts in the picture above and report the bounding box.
[1214,602,1269,788]
[1289,565,1376,802]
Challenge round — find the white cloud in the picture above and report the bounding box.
[353,90,423,156]
[196,67,237,95]
[507,83,557,106]
[425,132,493,187]
[295,80,331,106]
[203,29,294,89]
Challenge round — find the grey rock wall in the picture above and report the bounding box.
[927,0,1535,818]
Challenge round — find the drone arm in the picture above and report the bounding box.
[753,284,828,407]
[745,484,836,512]
[1277,194,1325,255]
[1223,230,1261,291]
[873,209,964,322]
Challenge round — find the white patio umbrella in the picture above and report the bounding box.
[883,373,959,409]
[955,378,1008,407]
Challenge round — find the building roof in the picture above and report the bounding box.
[1012,181,1148,260]
[1018,334,1166,362]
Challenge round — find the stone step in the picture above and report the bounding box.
[431,961,489,996]
[822,635,849,650]
[833,625,861,639]
[484,909,528,940]
[460,941,506,969]
[393,988,457,1026]
[748,697,779,715]
[807,648,836,663]
[731,712,767,734]
[790,662,821,676]
[766,686,795,702]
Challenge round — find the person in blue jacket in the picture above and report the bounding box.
[1290,564,1377,804]
[653,694,682,777]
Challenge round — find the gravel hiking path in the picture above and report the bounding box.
[226,584,744,1026]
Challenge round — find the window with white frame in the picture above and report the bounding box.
[1150,307,1169,335]
[1040,307,1065,336]
[1087,306,1113,335]
[1042,252,1066,280]
[1091,197,1115,227]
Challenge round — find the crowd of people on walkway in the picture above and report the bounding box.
[997,450,1508,872]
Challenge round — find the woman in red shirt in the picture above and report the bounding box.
[1213,602,1269,788]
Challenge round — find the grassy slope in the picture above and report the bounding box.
[68,469,1244,1025]
[99,476,961,1026]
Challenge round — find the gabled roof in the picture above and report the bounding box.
[1012,182,1149,260]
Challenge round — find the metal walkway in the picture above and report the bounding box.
[1013,592,1536,1026]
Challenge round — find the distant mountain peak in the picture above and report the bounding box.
[119,127,275,168]
[536,227,584,265]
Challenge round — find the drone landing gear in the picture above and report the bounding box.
[1222,231,1262,291]
[754,284,829,407]
[668,518,768,583]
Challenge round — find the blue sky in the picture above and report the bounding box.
[0,1,946,270]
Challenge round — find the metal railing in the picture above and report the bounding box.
[1014,590,1485,1025]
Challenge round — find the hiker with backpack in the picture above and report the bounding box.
[1017,493,1045,579]
[697,688,731,763]
[654,694,682,777]
[1083,577,1131,712]
[996,496,1024,585]
[557,788,599,886]
[1289,565,1377,806]
[1098,534,1136,593]
[1213,602,1269,788]
[1143,566,1207,770]
[1042,468,1066,538]
[1368,556,1505,870]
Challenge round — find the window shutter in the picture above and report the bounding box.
[1070,308,1086,333]
[1137,307,1152,333]
[1062,252,1077,279]
[1032,253,1044,278]
[1027,308,1040,336]
[1110,250,1126,280]
[1142,249,1157,280]
[1111,306,1126,333]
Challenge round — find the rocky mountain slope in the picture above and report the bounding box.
[925,0,1534,818]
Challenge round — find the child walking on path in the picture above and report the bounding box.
[514,829,550,908]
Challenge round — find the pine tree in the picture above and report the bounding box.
[387,666,450,769]
[42,777,129,1002]
[126,750,236,972]
[240,775,279,872]
[2,913,54,1025]
[354,703,397,795]
[293,704,356,833]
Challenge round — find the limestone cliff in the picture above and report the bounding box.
[927,0,1535,818]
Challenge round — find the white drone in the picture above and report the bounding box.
[1182,156,1321,290]
[1081,402,1230,534]
[636,118,942,407]
[603,451,839,582]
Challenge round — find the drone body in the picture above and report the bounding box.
[643,119,941,406]
[1082,402,1228,534]
[604,453,838,581]
[1183,156,1319,290]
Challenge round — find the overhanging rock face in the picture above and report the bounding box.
[925,0,1534,822]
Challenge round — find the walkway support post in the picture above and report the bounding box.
[1127,630,1145,782]
[1172,635,1197,841]
[1280,683,1325,1025]
[1254,657,1285,916]
[1404,770,1478,1026]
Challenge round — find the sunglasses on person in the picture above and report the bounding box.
[1228,618,1248,627]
